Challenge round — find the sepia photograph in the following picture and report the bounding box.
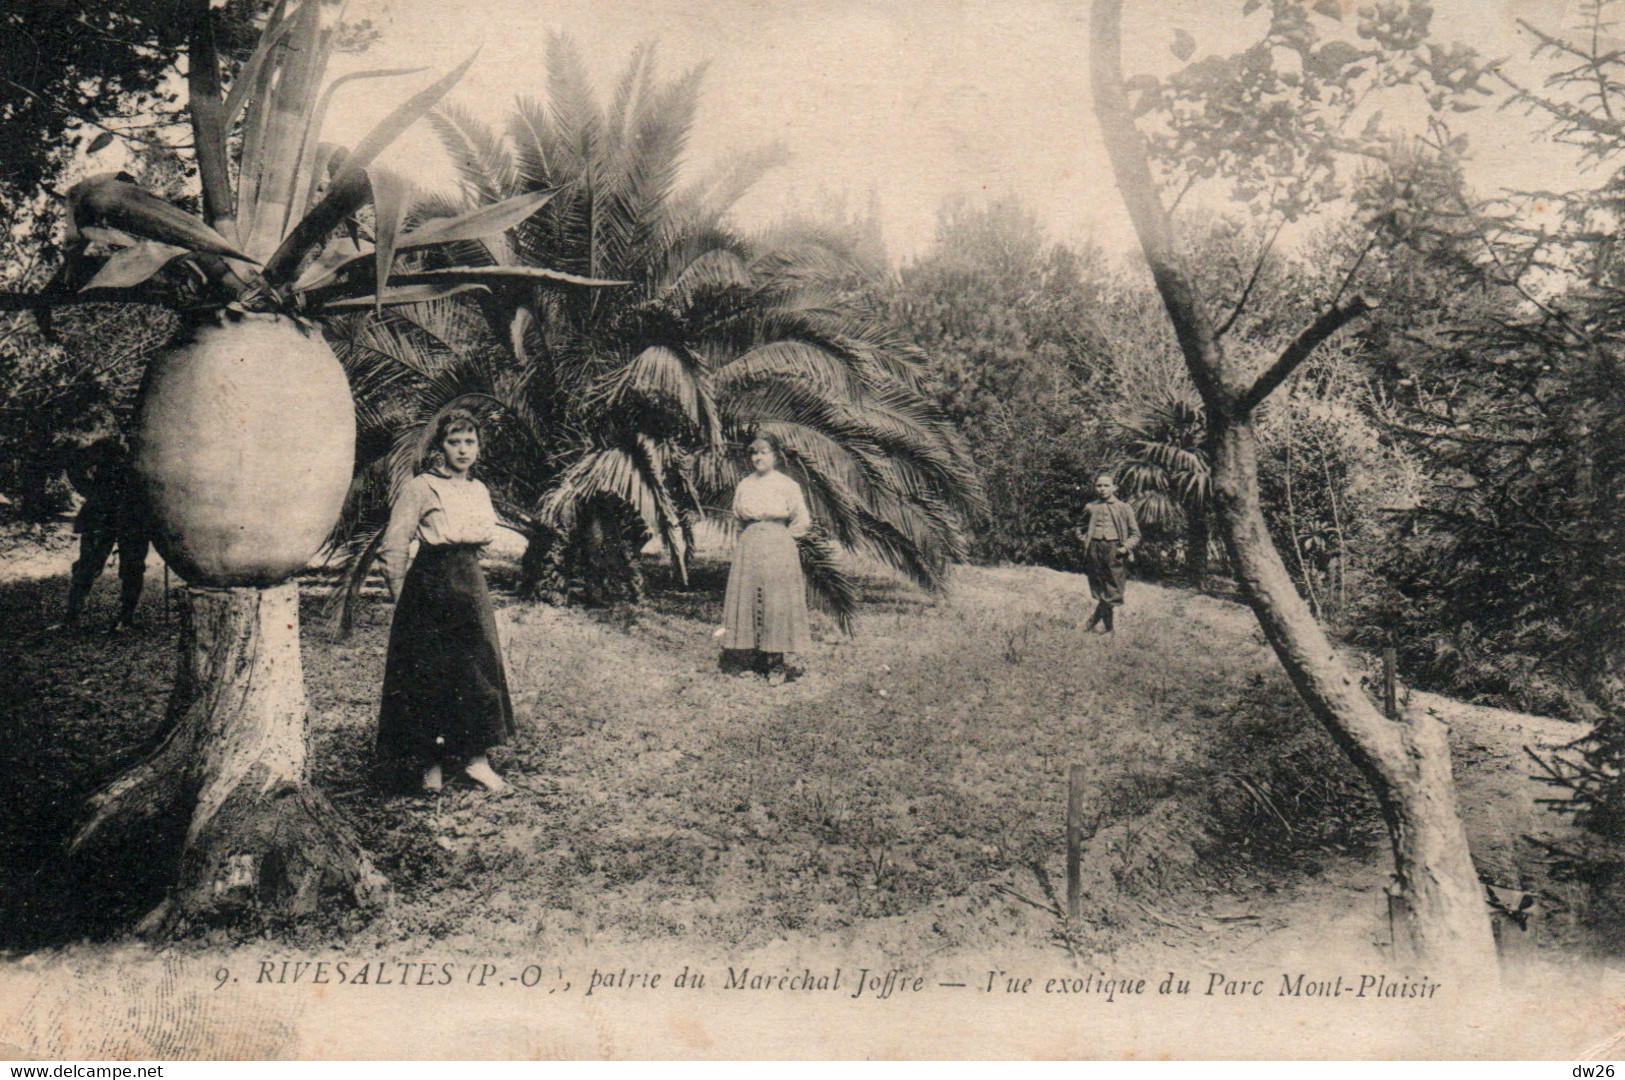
[1,0,1624,1060]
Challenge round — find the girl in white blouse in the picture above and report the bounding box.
[377,409,515,793]
[719,434,813,682]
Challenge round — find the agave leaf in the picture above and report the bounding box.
[397,187,564,251]
[265,50,479,285]
[186,0,233,232]
[292,248,366,293]
[293,235,372,292]
[293,142,347,242]
[290,66,428,228]
[68,175,258,263]
[384,265,629,288]
[337,49,479,183]
[222,0,288,132]
[79,241,190,291]
[78,226,138,249]
[369,167,414,312]
[234,9,285,230]
[242,0,329,259]
[262,168,370,285]
[316,283,490,312]
[292,188,566,293]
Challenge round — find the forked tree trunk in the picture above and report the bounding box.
[67,584,385,933]
[1212,417,1494,970]
[1091,0,1496,976]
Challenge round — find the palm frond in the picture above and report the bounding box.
[714,340,864,402]
[628,433,690,584]
[380,37,984,616]
[429,102,516,208]
[659,246,754,310]
[599,61,707,279]
[322,521,387,641]
[682,144,792,226]
[1129,490,1186,532]
[725,378,984,524]
[609,344,722,446]
[606,42,657,142]
[508,93,560,191]
[538,444,649,534]
[797,529,859,635]
[748,419,959,589]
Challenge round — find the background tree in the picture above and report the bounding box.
[3,1,194,216]
[1331,0,1625,937]
[1103,211,1299,582]
[885,196,1108,569]
[0,1,376,210]
[0,144,189,520]
[0,0,383,521]
[1091,0,1500,970]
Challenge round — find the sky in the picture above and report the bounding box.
[307,0,1588,263]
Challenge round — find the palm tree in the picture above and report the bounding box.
[1115,392,1213,581]
[329,36,983,629]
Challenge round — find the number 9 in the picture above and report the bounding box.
[214,966,230,990]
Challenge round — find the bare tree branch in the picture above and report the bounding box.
[1215,215,1287,340]
[1238,296,1372,414]
[0,77,190,151]
[1383,420,1542,447]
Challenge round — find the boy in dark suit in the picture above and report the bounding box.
[1081,474,1140,634]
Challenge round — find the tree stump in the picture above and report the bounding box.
[62,583,385,934]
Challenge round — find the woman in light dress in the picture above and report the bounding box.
[719,434,813,683]
[377,409,515,793]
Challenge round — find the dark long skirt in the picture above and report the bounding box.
[720,520,812,654]
[378,544,515,764]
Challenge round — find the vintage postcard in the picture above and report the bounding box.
[1,0,1623,1060]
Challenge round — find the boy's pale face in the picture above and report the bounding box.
[1095,477,1116,501]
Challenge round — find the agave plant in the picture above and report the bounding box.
[4,0,615,936]
[327,36,983,631]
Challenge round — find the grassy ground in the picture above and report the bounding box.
[0,528,1589,966]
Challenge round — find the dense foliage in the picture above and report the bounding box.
[884,199,1417,611]
[883,198,1108,568]
[327,39,984,627]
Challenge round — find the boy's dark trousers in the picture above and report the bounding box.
[1083,538,1126,631]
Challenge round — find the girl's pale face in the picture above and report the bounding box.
[442,430,479,474]
[750,442,776,474]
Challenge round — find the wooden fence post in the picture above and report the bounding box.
[1383,647,1397,719]
[1067,764,1086,922]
